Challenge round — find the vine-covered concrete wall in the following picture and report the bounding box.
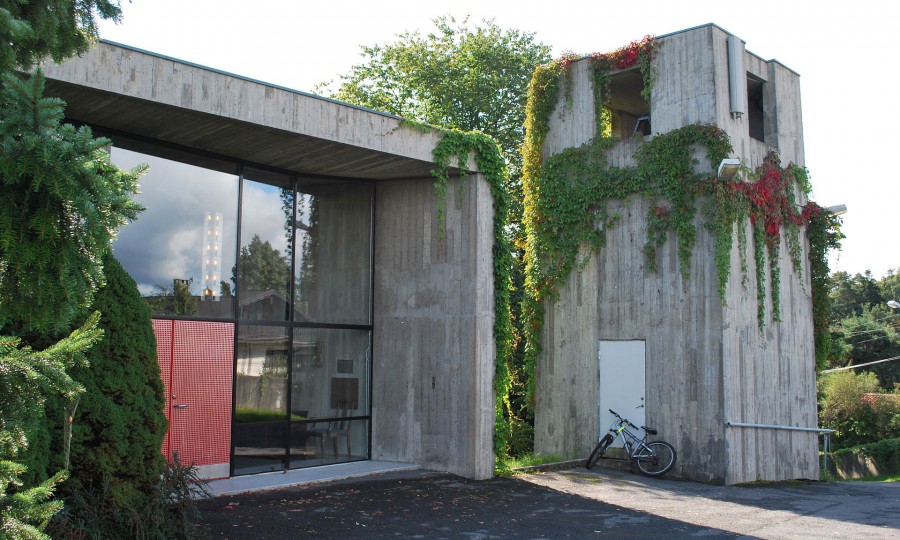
[532,24,818,484]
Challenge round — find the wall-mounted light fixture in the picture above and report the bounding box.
[825,204,847,216]
[717,158,741,181]
[888,300,900,310]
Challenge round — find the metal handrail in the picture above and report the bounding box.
[725,421,836,472]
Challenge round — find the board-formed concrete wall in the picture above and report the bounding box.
[534,24,818,484]
[372,173,496,480]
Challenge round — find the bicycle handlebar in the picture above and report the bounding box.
[608,408,638,430]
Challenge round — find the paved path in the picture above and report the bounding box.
[522,468,899,539]
[198,466,900,539]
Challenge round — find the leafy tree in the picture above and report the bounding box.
[827,270,900,386]
[880,269,900,328]
[819,370,899,448]
[829,271,885,323]
[325,15,551,174]
[829,307,900,387]
[234,234,291,293]
[173,278,199,316]
[63,253,167,509]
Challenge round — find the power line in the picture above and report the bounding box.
[820,355,900,373]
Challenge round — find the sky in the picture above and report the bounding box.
[95,0,900,280]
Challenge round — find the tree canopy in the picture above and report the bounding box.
[827,269,900,387]
[235,234,291,293]
[0,0,142,336]
[0,2,143,536]
[325,16,551,172]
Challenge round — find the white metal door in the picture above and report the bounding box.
[598,340,646,447]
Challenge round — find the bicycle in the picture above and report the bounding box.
[585,408,677,477]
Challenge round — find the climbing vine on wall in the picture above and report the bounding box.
[805,204,844,370]
[715,154,813,325]
[429,127,517,467]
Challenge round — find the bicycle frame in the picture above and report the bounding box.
[607,419,651,459]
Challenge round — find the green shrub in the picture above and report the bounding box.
[63,253,167,508]
[47,455,210,540]
[819,371,900,448]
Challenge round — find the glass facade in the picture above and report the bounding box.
[110,138,373,476]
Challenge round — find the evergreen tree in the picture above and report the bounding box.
[64,253,167,508]
[0,316,102,539]
[0,71,145,335]
[0,3,142,537]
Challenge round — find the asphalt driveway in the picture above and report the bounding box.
[197,466,900,539]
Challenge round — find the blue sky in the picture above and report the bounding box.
[97,0,900,279]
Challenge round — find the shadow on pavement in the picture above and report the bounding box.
[198,470,741,539]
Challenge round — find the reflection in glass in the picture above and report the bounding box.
[238,172,293,321]
[290,419,368,469]
[109,147,238,318]
[232,423,286,475]
[295,183,373,325]
[290,328,371,421]
[235,325,289,421]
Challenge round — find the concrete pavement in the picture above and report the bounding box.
[198,465,900,539]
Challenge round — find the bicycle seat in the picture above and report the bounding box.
[643,427,657,435]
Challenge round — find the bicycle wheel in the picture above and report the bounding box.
[586,434,613,469]
[634,441,676,477]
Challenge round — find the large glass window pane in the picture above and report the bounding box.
[110,147,238,318]
[235,325,289,421]
[290,328,371,421]
[233,324,289,474]
[232,422,286,475]
[295,183,372,325]
[290,419,368,469]
[238,170,293,321]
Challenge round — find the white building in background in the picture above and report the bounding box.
[203,211,224,300]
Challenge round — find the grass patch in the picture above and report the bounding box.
[495,452,573,477]
[507,453,570,469]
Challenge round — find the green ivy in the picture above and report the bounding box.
[429,128,516,467]
[807,206,844,369]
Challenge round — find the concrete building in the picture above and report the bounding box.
[43,41,496,480]
[43,22,820,485]
[532,24,819,484]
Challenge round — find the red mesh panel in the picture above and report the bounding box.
[152,319,174,460]
[153,319,233,469]
[170,320,233,468]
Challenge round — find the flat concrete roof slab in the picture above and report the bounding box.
[41,42,456,180]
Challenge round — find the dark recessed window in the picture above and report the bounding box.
[748,75,765,143]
